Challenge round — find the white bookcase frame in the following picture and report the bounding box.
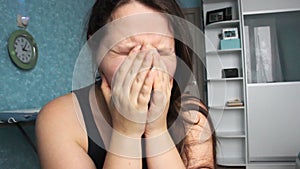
[203,0,248,167]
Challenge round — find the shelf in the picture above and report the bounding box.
[206,48,242,55]
[209,105,244,110]
[205,19,240,29]
[207,77,243,82]
[217,157,246,166]
[216,131,246,138]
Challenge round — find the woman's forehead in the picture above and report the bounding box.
[101,14,174,51]
[109,1,173,33]
[110,1,160,20]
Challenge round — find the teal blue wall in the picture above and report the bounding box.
[0,0,201,111]
[0,0,94,110]
[176,0,201,8]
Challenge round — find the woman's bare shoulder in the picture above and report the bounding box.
[36,93,87,147]
[37,93,75,122]
[36,93,95,168]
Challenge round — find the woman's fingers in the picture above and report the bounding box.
[153,51,171,93]
[110,46,172,123]
[137,68,154,106]
[123,50,147,95]
[112,45,141,90]
[147,52,172,122]
[131,50,154,105]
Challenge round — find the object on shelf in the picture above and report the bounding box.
[220,38,241,50]
[222,28,239,40]
[226,99,244,107]
[17,14,30,28]
[206,7,232,25]
[222,68,239,78]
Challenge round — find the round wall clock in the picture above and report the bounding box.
[7,30,38,70]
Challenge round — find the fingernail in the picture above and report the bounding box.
[142,44,155,51]
[145,44,152,49]
[133,45,142,52]
[151,48,158,54]
[151,48,158,53]
[152,50,159,58]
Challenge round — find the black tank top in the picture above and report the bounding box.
[73,84,148,169]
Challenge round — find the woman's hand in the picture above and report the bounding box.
[144,51,173,137]
[101,46,155,138]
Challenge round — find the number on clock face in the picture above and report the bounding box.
[14,36,33,64]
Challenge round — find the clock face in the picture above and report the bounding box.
[14,36,33,64]
[7,30,38,70]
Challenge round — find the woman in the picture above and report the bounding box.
[36,0,216,168]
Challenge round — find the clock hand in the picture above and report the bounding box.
[22,42,28,51]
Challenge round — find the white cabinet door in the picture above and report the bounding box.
[247,82,300,161]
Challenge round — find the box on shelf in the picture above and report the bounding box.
[222,68,239,78]
[220,39,241,50]
[226,99,244,107]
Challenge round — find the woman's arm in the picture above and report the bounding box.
[180,98,215,169]
[100,46,155,169]
[145,94,215,169]
[180,111,215,169]
[143,52,186,169]
[103,130,142,168]
[145,131,186,169]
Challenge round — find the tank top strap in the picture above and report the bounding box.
[72,84,106,168]
[73,81,147,168]
[73,85,103,145]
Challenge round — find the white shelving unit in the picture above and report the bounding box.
[203,0,247,167]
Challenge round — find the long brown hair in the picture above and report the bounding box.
[86,0,216,166]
